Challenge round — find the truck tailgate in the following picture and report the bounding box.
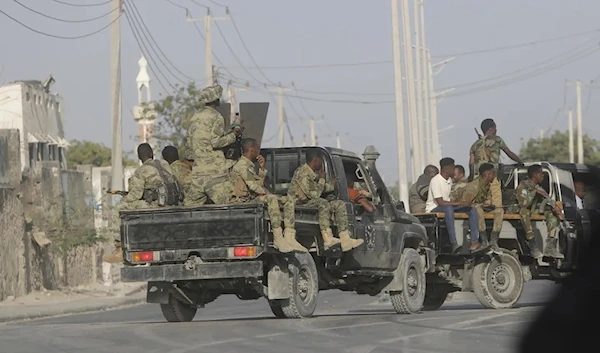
[121,203,264,251]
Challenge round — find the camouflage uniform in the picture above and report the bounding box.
[470,135,507,207]
[170,160,191,196]
[288,164,363,252]
[463,176,504,235]
[185,85,237,206]
[450,177,469,202]
[232,156,306,252]
[104,159,173,263]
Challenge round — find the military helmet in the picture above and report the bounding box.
[183,148,195,161]
[199,85,223,104]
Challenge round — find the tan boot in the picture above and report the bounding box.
[272,227,293,253]
[284,228,309,252]
[338,230,364,252]
[321,228,341,250]
[103,248,123,263]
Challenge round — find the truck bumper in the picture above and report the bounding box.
[121,261,263,282]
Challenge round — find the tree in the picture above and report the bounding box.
[67,140,137,169]
[143,83,204,152]
[519,130,600,164]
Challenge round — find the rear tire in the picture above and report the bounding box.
[422,288,448,311]
[472,252,524,309]
[268,300,286,318]
[390,248,426,314]
[160,294,198,322]
[280,253,319,318]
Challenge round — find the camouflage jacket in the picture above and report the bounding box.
[186,106,237,175]
[462,176,491,204]
[470,135,507,175]
[170,161,191,195]
[288,164,335,203]
[408,173,432,213]
[232,156,267,201]
[450,177,469,202]
[515,179,542,210]
[122,159,173,204]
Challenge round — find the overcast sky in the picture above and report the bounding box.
[2,0,600,183]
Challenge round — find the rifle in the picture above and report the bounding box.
[537,191,573,234]
[474,127,482,139]
[107,190,128,196]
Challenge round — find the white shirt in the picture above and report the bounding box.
[426,174,453,213]
[576,195,584,210]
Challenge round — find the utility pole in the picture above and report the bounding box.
[227,80,247,125]
[539,129,545,140]
[413,0,425,174]
[391,0,410,211]
[418,0,431,165]
[575,80,584,163]
[110,0,123,194]
[268,85,292,147]
[335,132,341,149]
[427,50,441,162]
[186,8,228,87]
[400,0,422,180]
[568,109,575,163]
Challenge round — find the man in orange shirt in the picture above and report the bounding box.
[347,173,375,213]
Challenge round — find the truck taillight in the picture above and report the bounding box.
[132,251,159,262]
[229,246,257,258]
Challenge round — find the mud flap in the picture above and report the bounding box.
[267,261,289,300]
[147,281,171,304]
[462,261,475,292]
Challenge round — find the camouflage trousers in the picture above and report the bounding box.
[519,207,559,240]
[297,198,349,232]
[490,178,502,207]
[243,195,295,230]
[185,172,234,206]
[475,205,504,233]
[110,199,155,246]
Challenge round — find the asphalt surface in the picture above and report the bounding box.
[0,280,557,353]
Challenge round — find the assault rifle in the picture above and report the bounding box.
[107,190,128,196]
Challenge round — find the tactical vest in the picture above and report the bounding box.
[146,160,184,206]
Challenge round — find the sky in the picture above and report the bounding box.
[2,0,600,184]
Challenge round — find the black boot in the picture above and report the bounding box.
[490,231,502,253]
[480,231,490,248]
[528,238,543,259]
[543,237,564,259]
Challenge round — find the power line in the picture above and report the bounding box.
[125,0,202,83]
[188,0,209,9]
[208,0,227,8]
[0,8,120,39]
[13,0,117,23]
[50,0,111,6]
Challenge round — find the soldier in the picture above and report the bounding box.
[462,163,505,252]
[288,148,364,252]
[162,145,193,196]
[515,164,564,259]
[409,165,439,213]
[232,138,307,253]
[450,164,468,202]
[346,171,375,213]
[469,118,522,207]
[185,85,243,206]
[104,143,183,263]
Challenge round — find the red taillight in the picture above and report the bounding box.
[232,246,257,257]
[132,251,154,262]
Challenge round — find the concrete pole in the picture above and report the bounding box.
[309,118,316,145]
[419,1,431,164]
[540,129,545,140]
[391,0,410,210]
[186,10,227,87]
[336,133,341,149]
[268,86,292,147]
[427,50,441,162]
[110,0,123,193]
[568,109,575,163]
[413,0,425,174]
[400,0,422,180]
[227,83,246,125]
[576,80,584,163]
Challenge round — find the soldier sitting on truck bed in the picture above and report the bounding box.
[288,148,364,252]
[450,165,468,202]
[232,138,307,253]
[409,165,439,213]
[461,163,504,253]
[104,143,183,263]
[162,146,193,197]
[515,164,564,259]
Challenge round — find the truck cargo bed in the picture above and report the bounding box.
[121,203,265,251]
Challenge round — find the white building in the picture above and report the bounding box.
[0,78,69,171]
[133,56,154,148]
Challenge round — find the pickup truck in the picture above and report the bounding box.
[119,146,435,321]
[413,162,600,310]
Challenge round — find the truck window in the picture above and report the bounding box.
[341,158,377,205]
[268,149,331,196]
[517,169,552,196]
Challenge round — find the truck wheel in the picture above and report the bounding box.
[160,294,197,322]
[472,252,524,309]
[268,300,286,318]
[390,248,426,314]
[422,289,448,311]
[280,253,319,318]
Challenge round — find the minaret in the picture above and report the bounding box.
[134,55,154,148]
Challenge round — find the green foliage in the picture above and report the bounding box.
[50,205,106,255]
[519,130,600,164]
[67,140,137,169]
[143,82,203,152]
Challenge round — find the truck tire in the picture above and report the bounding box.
[160,294,198,322]
[268,300,286,318]
[472,252,524,309]
[422,289,448,311]
[280,253,319,318]
[390,248,426,314]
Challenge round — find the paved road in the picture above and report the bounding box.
[0,281,558,353]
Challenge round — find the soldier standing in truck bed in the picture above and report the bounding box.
[469,118,523,207]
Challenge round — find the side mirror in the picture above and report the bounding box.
[395,201,405,212]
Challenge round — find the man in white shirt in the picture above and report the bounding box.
[574,181,586,210]
[426,157,483,253]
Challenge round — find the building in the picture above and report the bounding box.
[0,77,68,171]
[133,56,154,148]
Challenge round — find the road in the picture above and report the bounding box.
[0,281,557,353]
